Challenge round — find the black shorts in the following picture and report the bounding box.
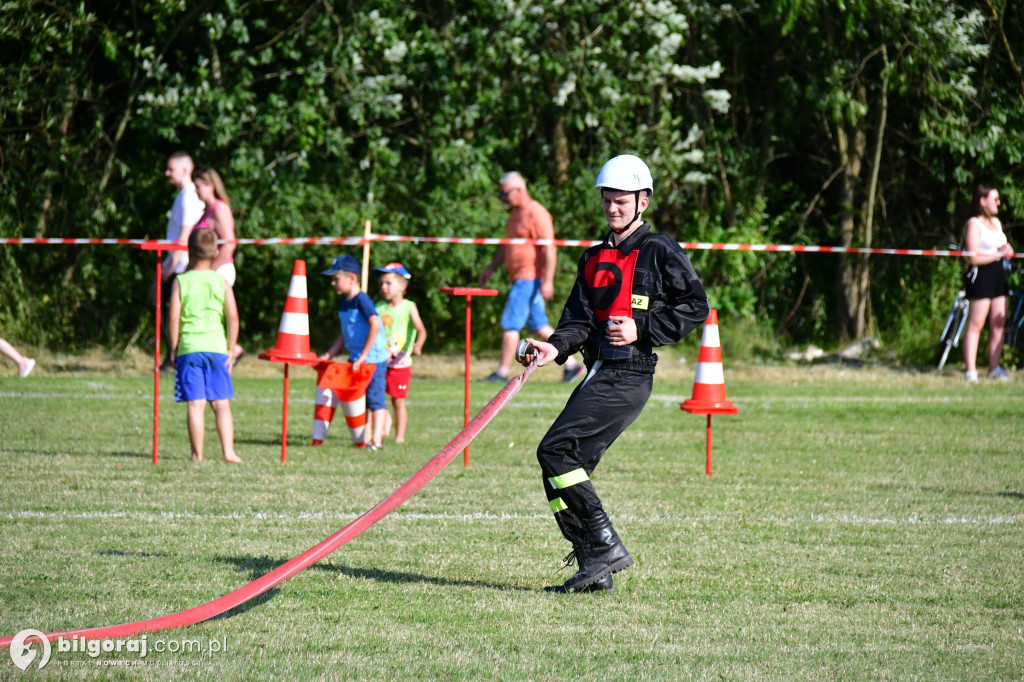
[964,261,1009,300]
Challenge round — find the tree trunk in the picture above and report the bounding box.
[834,103,867,340]
[857,48,889,338]
[37,83,77,237]
[551,114,569,187]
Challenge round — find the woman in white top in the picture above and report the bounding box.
[962,183,1014,381]
[190,167,244,365]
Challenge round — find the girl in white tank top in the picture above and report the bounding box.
[966,215,1007,255]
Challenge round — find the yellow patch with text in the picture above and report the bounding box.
[631,294,649,310]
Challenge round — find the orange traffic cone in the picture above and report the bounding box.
[681,309,738,415]
[311,362,376,447]
[681,309,737,477]
[259,260,320,365]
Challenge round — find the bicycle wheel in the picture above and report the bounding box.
[937,340,954,371]
[937,306,965,371]
[1005,293,1024,350]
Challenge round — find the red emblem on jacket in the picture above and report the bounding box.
[584,249,639,322]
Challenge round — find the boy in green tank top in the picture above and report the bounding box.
[168,228,242,463]
[373,263,427,443]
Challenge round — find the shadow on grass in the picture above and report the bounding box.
[214,554,529,594]
[0,448,150,458]
[233,436,309,447]
[111,450,151,459]
[92,549,280,623]
[99,549,173,559]
[873,483,1024,500]
[205,588,281,622]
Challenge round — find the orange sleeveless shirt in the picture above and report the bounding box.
[504,198,554,281]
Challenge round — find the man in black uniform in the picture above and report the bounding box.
[519,154,709,593]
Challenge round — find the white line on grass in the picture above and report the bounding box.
[0,391,320,405]
[650,395,972,406]
[0,390,973,408]
[0,385,974,405]
[4,510,1020,525]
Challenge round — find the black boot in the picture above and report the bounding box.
[544,574,613,593]
[542,539,614,593]
[562,522,633,591]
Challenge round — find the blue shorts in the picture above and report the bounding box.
[365,361,387,411]
[501,279,549,332]
[174,352,234,402]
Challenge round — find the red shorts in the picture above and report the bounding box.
[386,366,411,399]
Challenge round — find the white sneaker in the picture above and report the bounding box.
[18,358,35,378]
[964,369,978,382]
[987,367,1010,381]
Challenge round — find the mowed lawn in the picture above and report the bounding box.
[1,361,1022,680]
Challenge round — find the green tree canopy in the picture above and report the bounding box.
[1,0,1021,361]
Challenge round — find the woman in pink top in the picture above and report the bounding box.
[192,168,237,283]
[962,183,1014,381]
[193,167,244,364]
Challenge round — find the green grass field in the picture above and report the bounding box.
[1,360,1022,680]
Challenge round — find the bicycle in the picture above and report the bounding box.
[939,260,1024,371]
[1004,262,1024,353]
[937,287,970,371]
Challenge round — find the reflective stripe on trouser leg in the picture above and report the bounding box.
[549,497,569,513]
[548,468,589,490]
[312,386,339,445]
[545,475,601,530]
[547,488,588,550]
[546,467,599,536]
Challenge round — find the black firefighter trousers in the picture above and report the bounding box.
[537,363,653,547]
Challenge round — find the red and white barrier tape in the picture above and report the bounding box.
[1,238,146,245]
[1,235,1019,258]
[0,237,365,246]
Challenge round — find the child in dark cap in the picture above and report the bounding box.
[318,255,389,450]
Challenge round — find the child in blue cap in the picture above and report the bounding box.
[373,262,427,443]
[318,255,389,450]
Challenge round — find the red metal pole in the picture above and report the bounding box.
[463,295,472,466]
[153,253,162,466]
[281,364,290,464]
[706,414,712,477]
[438,287,497,468]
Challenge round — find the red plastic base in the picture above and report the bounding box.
[681,400,738,415]
[259,349,320,366]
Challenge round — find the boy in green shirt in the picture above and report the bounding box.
[373,263,427,443]
[168,228,243,463]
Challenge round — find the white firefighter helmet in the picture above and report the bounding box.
[595,155,653,198]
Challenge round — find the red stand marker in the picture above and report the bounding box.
[680,310,738,476]
[136,240,187,466]
[259,261,321,463]
[440,286,498,466]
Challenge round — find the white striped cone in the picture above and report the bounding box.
[681,309,738,415]
[312,362,374,447]
[311,386,339,446]
[311,388,368,447]
[261,260,320,364]
[340,395,368,447]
